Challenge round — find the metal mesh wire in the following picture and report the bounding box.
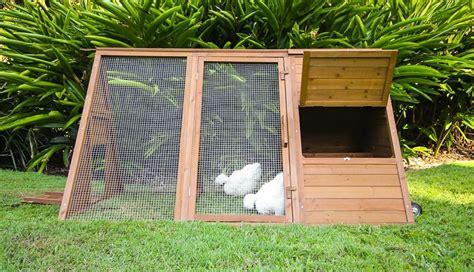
[67,57,187,220]
[196,62,284,215]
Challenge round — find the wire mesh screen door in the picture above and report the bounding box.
[189,57,292,223]
[60,54,189,220]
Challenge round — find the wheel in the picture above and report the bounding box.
[412,202,422,217]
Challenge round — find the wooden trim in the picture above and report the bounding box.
[277,58,293,223]
[187,56,205,220]
[303,164,399,175]
[382,51,398,105]
[304,174,401,187]
[300,101,387,107]
[174,56,195,220]
[97,48,289,53]
[302,158,398,165]
[188,56,293,222]
[59,54,102,220]
[195,214,286,223]
[96,50,191,57]
[288,48,383,54]
[386,99,414,223]
[304,210,407,224]
[299,52,311,107]
[96,48,289,57]
[199,56,282,63]
[304,186,403,199]
[23,197,62,205]
[307,50,396,58]
[304,199,405,211]
[285,56,305,223]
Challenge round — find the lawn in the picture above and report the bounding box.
[0,162,473,270]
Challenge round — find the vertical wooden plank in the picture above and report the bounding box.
[386,98,414,223]
[174,54,195,220]
[299,52,311,107]
[59,53,102,220]
[382,51,398,105]
[278,58,293,223]
[186,56,205,220]
[284,55,304,223]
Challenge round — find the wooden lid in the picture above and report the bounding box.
[299,50,397,107]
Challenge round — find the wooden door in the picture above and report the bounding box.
[186,56,293,223]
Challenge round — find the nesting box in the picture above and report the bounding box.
[60,48,413,224]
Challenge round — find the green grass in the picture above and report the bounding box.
[1,162,473,270]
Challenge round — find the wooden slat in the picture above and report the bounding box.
[309,58,390,67]
[285,56,304,222]
[44,191,64,197]
[59,54,102,220]
[304,211,407,224]
[288,48,383,55]
[303,164,398,175]
[301,101,386,107]
[195,214,286,223]
[381,52,398,105]
[308,67,387,79]
[302,158,397,164]
[292,57,303,65]
[306,89,383,101]
[308,51,393,58]
[303,152,375,158]
[23,197,62,205]
[307,79,386,90]
[304,199,405,211]
[299,52,311,108]
[304,186,402,199]
[277,58,294,223]
[387,99,414,223]
[304,174,400,186]
[174,55,197,220]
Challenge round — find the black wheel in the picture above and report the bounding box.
[412,202,422,217]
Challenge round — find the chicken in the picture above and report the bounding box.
[214,163,261,196]
[243,172,284,215]
[214,173,229,186]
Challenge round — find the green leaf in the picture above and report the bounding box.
[0,111,64,132]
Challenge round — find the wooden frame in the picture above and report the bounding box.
[186,56,293,223]
[299,50,398,107]
[60,48,413,225]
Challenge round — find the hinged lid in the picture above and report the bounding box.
[299,50,397,107]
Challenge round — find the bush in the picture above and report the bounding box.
[0,0,472,171]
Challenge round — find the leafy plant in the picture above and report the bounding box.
[0,0,472,171]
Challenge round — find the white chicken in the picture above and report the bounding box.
[214,163,261,196]
[243,172,284,215]
[214,173,229,185]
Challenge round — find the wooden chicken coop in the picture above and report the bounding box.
[60,48,414,224]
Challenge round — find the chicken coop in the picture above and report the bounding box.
[60,48,414,224]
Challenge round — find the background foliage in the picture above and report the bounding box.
[0,0,472,171]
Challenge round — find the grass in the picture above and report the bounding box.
[0,162,473,270]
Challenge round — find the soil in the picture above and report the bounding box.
[405,151,473,170]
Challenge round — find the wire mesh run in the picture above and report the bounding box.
[67,57,187,220]
[196,62,285,216]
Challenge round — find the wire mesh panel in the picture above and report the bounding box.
[196,62,285,216]
[67,57,187,220]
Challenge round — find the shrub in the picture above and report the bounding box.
[0,0,472,171]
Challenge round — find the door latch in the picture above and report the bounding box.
[286,186,297,199]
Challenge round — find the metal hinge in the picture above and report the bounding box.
[279,70,289,80]
[286,186,297,199]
